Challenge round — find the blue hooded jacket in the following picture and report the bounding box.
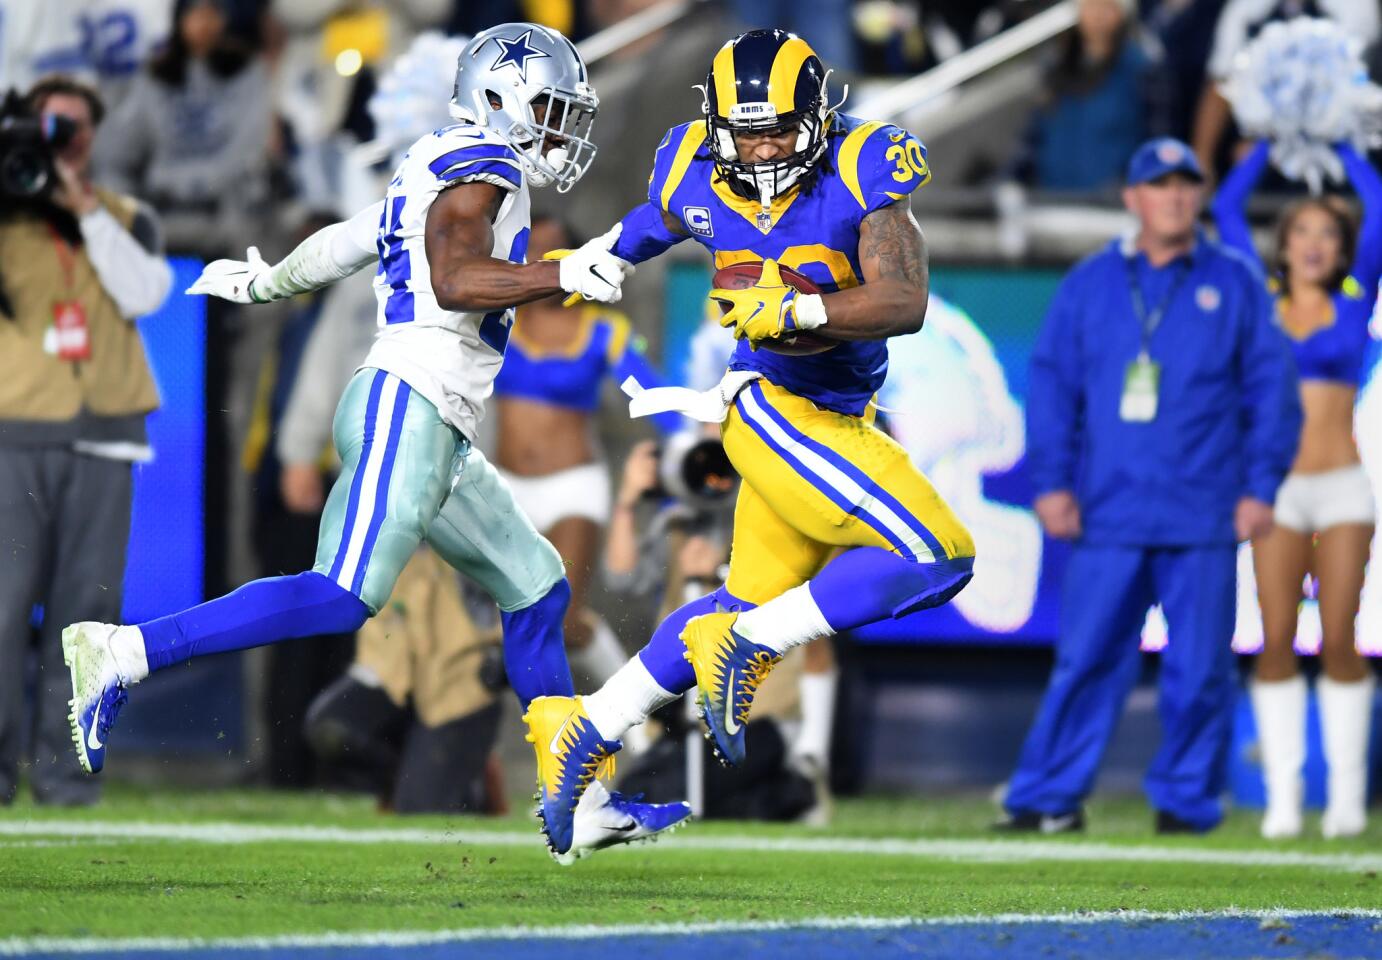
[1027,231,1301,546]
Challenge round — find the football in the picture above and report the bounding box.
[710,261,839,356]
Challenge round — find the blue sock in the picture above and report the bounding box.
[635,585,756,692]
[139,571,370,673]
[808,547,975,631]
[501,579,576,711]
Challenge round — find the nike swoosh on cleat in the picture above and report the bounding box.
[723,671,741,735]
[87,701,104,751]
[1041,813,1078,833]
[548,715,575,756]
[610,822,637,833]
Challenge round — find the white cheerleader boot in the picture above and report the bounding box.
[1318,673,1375,839]
[1250,675,1307,839]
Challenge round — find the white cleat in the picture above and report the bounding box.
[62,622,130,774]
[1260,803,1303,840]
[1321,806,1366,839]
[554,779,692,866]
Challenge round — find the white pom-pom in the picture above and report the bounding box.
[368,32,471,163]
[1223,18,1382,193]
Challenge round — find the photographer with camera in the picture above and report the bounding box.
[0,75,172,806]
[604,432,833,822]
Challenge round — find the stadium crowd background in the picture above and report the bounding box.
[2,0,1380,824]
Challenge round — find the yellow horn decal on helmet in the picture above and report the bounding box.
[767,37,815,115]
[712,41,738,116]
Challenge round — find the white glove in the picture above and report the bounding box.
[186,246,273,303]
[556,224,634,304]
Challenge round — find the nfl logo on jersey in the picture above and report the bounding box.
[685,206,714,238]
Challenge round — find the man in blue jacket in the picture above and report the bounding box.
[999,138,1301,834]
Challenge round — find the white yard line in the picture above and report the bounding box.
[2,819,1381,872]
[3,909,1382,956]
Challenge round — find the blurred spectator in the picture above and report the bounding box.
[81,1,177,109]
[96,0,272,257]
[0,75,172,805]
[304,548,507,814]
[275,273,378,512]
[491,215,678,692]
[1013,0,1167,192]
[603,436,735,624]
[271,0,449,212]
[1140,0,1228,144]
[997,138,1300,835]
[852,0,1013,76]
[1212,140,1381,840]
[1192,0,1380,182]
[723,0,856,72]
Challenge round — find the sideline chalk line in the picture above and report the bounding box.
[3,819,1382,872]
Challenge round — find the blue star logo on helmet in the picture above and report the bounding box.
[489,29,551,83]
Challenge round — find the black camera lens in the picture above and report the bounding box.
[1,144,50,198]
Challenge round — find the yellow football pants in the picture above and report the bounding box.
[721,378,974,606]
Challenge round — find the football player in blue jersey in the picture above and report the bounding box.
[522,28,977,843]
[60,23,689,861]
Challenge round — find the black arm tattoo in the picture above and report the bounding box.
[859,198,927,289]
[816,195,930,338]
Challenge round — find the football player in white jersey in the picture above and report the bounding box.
[61,23,689,862]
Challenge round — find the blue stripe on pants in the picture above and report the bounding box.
[744,382,946,560]
[327,371,384,584]
[350,380,412,595]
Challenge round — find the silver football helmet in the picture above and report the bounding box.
[449,23,598,192]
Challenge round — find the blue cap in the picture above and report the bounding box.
[1126,137,1204,185]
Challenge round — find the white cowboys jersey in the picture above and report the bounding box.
[361,123,532,439]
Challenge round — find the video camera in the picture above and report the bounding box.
[0,89,76,203]
[651,431,739,510]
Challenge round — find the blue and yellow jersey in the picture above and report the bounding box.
[645,112,931,416]
[492,305,680,433]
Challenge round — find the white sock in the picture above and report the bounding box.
[582,656,676,742]
[1317,673,1375,838]
[1250,674,1306,839]
[792,668,838,771]
[108,625,150,684]
[569,615,628,689]
[734,584,833,655]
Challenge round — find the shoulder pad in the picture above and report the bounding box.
[834,119,930,214]
[647,120,709,212]
[413,125,524,193]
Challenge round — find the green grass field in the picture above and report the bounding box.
[3,783,1380,943]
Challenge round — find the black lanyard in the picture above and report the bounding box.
[1124,255,1191,355]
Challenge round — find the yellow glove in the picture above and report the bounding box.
[710,259,825,348]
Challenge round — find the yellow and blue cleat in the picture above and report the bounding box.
[681,611,781,767]
[522,695,622,856]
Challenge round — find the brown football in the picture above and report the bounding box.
[710,261,838,356]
